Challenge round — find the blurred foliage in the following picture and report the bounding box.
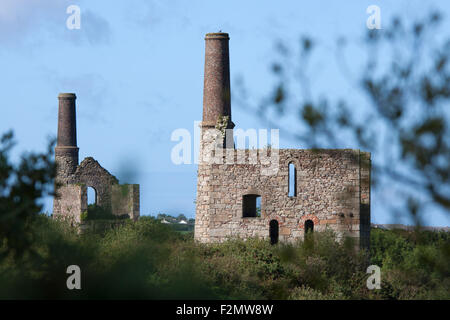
[0,215,448,299]
[0,131,55,258]
[370,228,450,299]
[236,12,450,222]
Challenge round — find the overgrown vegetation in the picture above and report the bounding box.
[80,204,129,221]
[0,216,448,299]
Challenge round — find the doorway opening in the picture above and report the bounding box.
[304,219,314,241]
[269,219,279,245]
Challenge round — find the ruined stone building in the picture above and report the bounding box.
[194,33,371,248]
[53,93,139,223]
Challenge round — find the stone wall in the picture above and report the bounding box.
[68,157,119,211]
[54,147,79,183]
[195,147,371,248]
[53,184,87,224]
[111,184,140,220]
[53,157,140,222]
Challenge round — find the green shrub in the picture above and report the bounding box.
[0,215,448,299]
[82,204,129,221]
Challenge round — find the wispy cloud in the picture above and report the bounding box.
[0,0,68,44]
[0,0,111,47]
[63,9,112,45]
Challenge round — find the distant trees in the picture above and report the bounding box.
[156,213,192,224]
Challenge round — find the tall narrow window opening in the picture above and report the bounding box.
[87,186,97,205]
[288,162,297,197]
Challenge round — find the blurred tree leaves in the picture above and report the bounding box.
[0,131,55,258]
[237,12,450,222]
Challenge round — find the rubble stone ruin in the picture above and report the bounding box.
[53,93,139,223]
[194,33,371,248]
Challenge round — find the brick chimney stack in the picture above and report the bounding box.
[55,93,79,181]
[202,32,234,147]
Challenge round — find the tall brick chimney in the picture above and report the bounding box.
[201,32,234,147]
[55,93,79,182]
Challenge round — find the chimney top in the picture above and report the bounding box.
[205,32,229,40]
[58,93,76,99]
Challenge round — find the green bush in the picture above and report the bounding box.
[370,228,450,299]
[0,216,448,299]
[82,204,129,221]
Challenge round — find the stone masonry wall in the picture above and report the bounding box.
[53,157,140,222]
[111,184,140,221]
[195,147,370,248]
[53,184,87,224]
[68,157,119,211]
[54,147,79,183]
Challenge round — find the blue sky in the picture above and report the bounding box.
[0,0,449,226]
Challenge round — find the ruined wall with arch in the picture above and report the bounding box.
[68,157,119,210]
[53,157,140,222]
